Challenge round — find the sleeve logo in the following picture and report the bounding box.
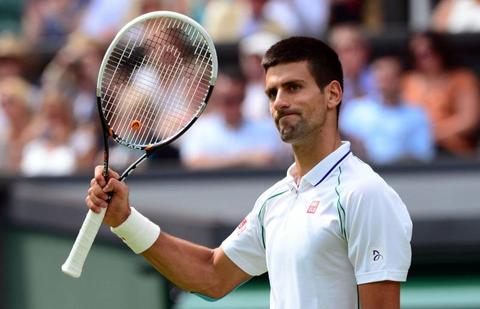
[373,249,383,261]
[236,217,248,234]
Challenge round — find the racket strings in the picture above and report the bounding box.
[101,17,176,141]
[101,16,213,147]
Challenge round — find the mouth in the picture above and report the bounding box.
[276,111,300,123]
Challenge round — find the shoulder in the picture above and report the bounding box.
[253,176,291,210]
[399,103,428,121]
[242,118,277,134]
[339,156,403,209]
[450,68,479,86]
[340,97,378,130]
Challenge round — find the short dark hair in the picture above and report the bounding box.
[262,36,344,92]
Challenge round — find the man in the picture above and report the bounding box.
[179,69,287,170]
[328,23,377,104]
[87,37,412,308]
[340,54,435,164]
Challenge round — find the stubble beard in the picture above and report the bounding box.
[276,116,308,144]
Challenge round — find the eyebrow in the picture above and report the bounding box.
[265,79,304,96]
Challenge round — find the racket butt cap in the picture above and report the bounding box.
[61,263,82,278]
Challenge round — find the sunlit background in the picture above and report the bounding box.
[1,0,479,308]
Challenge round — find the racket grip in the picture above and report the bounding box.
[61,208,106,278]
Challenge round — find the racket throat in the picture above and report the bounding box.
[119,152,150,181]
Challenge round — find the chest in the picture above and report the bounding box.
[262,189,346,265]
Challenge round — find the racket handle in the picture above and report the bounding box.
[61,208,106,278]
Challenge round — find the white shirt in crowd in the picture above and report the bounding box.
[179,113,287,163]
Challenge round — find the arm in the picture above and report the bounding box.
[434,71,480,142]
[86,166,251,298]
[344,179,412,307]
[143,233,251,298]
[358,281,400,309]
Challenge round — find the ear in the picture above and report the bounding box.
[325,81,342,110]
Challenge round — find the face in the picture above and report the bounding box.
[215,75,245,127]
[372,57,401,99]
[330,30,367,78]
[265,61,333,144]
[410,35,442,72]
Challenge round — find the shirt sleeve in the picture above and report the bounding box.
[221,199,267,276]
[344,177,413,285]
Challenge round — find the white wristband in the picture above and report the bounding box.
[111,207,160,254]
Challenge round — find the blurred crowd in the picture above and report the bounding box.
[0,0,479,176]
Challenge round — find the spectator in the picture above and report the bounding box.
[21,89,77,176]
[0,33,28,80]
[202,0,287,43]
[263,0,331,38]
[0,77,36,173]
[239,30,281,121]
[179,69,288,170]
[431,0,480,33]
[402,31,480,157]
[41,35,107,170]
[22,0,86,49]
[340,54,434,165]
[75,0,134,44]
[0,33,30,138]
[328,23,377,105]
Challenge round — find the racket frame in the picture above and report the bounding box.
[61,11,217,278]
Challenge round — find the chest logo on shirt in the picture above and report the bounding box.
[307,201,320,214]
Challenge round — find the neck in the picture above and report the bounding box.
[382,92,400,105]
[291,129,342,179]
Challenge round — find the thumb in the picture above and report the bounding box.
[103,178,119,193]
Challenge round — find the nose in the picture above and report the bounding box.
[271,90,290,112]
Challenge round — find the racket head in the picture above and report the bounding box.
[96,11,218,151]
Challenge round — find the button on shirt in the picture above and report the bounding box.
[221,142,412,309]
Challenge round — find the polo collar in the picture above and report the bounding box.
[286,141,351,189]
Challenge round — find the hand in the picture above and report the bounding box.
[85,165,131,227]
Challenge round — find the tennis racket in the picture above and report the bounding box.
[61,11,218,278]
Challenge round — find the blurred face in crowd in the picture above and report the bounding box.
[372,56,402,104]
[266,61,336,144]
[241,54,264,82]
[41,91,74,144]
[215,75,246,129]
[409,34,443,74]
[249,0,268,18]
[329,26,368,79]
[0,78,31,125]
[1,95,26,124]
[0,57,22,78]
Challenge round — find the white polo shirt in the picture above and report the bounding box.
[221,141,412,309]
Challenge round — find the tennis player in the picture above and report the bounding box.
[87,36,412,309]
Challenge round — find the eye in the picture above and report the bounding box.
[287,83,301,92]
[266,89,277,101]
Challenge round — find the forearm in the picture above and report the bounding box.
[142,232,234,298]
[435,116,478,142]
[358,281,400,309]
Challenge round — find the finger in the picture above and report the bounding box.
[103,178,121,193]
[108,168,121,180]
[85,196,103,213]
[89,183,109,201]
[94,166,106,187]
[87,189,109,208]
